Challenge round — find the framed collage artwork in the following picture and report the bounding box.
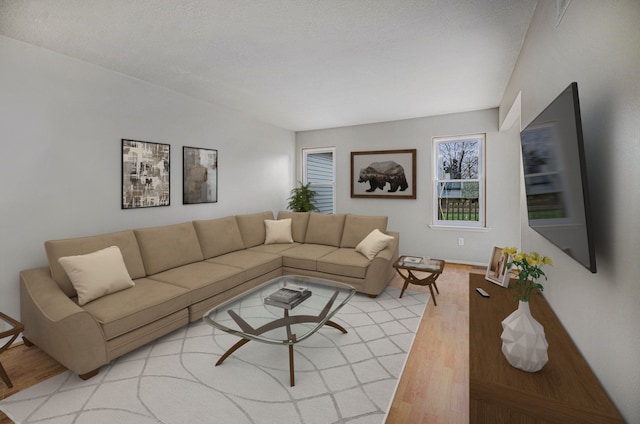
[121,139,170,209]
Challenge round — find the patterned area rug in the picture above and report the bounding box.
[0,287,428,424]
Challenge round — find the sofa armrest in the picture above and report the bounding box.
[373,231,399,262]
[362,231,399,295]
[20,267,108,375]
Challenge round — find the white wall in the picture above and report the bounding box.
[500,1,640,421]
[0,36,295,320]
[296,109,521,265]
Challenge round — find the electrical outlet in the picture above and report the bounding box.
[458,237,464,246]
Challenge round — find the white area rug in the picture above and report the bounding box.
[0,287,428,424]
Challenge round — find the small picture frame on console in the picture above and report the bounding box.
[485,246,512,287]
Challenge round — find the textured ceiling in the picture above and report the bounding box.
[0,0,537,131]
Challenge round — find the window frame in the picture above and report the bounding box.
[432,133,486,228]
[302,147,336,214]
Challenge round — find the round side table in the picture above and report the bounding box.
[393,256,445,305]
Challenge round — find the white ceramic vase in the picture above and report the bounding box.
[500,300,548,372]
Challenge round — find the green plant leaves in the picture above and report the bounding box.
[287,182,319,212]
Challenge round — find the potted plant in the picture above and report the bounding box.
[287,182,319,212]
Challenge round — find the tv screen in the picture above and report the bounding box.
[520,82,596,273]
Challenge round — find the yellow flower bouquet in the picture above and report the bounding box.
[502,247,553,302]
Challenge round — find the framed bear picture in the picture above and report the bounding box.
[351,149,416,199]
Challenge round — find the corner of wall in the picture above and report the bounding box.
[499,91,522,132]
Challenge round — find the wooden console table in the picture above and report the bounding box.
[469,272,623,423]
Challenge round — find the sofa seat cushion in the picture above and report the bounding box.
[81,278,190,340]
[148,261,245,304]
[280,244,339,271]
[317,248,370,279]
[207,250,282,281]
[248,243,300,254]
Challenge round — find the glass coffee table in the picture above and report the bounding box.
[203,275,355,387]
[0,311,24,388]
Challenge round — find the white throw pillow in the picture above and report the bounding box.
[264,218,294,244]
[355,229,394,260]
[58,246,135,305]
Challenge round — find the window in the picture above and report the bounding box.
[303,147,335,214]
[433,134,485,227]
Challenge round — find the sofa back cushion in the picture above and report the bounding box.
[45,230,146,298]
[304,213,346,247]
[236,211,275,248]
[276,211,309,243]
[193,216,245,259]
[340,214,389,248]
[134,222,204,275]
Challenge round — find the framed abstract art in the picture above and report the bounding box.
[183,146,218,204]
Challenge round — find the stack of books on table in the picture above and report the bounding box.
[264,284,312,309]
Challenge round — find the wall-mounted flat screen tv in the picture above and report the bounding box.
[520,82,596,273]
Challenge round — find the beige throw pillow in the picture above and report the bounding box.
[58,246,135,305]
[355,229,394,260]
[264,218,294,244]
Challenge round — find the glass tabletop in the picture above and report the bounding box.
[203,275,355,345]
[395,256,445,272]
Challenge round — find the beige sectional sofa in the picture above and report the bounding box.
[19,211,399,379]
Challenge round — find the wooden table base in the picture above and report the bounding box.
[397,268,441,304]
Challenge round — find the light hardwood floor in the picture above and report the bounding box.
[386,262,471,423]
[0,263,472,424]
